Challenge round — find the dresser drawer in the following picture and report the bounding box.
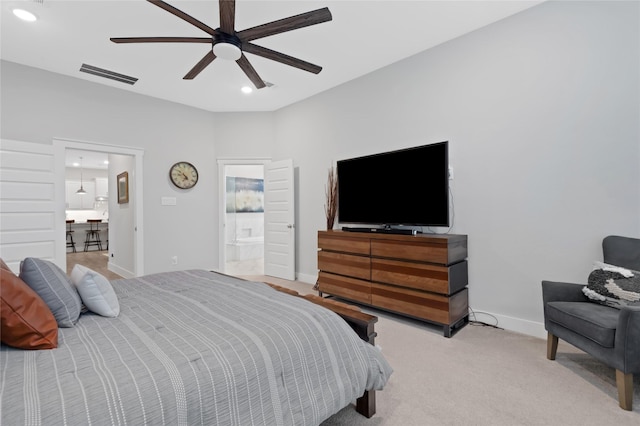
[317,272,371,304]
[371,284,468,325]
[318,234,370,255]
[371,238,466,265]
[318,251,370,280]
[371,258,467,295]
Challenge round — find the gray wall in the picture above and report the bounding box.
[108,154,135,276]
[1,1,638,337]
[272,0,640,334]
[0,61,221,273]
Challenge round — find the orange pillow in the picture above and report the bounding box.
[0,258,11,271]
[0,264,58,350]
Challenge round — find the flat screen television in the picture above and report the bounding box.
[337,141,449,227]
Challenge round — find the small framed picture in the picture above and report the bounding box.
[117,171,129,204]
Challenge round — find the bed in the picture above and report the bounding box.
[0,267,392,425]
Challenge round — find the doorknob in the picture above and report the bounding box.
[287,224,295,229]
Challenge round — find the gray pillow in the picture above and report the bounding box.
[19,258,82,327]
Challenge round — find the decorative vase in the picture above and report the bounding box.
[325,166,338,230]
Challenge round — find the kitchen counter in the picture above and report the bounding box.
[66,220,108,252]
[66,209,108,223]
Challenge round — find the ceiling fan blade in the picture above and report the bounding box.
[184,51,217,80]
[237,7,332,42]
[219,0,235,34]
[236,54,266,89]
[111,37,211,44]
[148,0,218,36]
[243,43,322,74]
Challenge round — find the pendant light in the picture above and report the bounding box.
[76,156,87,195]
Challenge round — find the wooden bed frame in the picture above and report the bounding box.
[266,283,378,418]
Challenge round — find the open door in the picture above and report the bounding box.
[264,159,295,280]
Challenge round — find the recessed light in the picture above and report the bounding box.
[103,160,109,165]
[241,86,253,94]
[13,9,37,22]
[72,162,80,167]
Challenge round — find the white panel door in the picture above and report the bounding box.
[264,159,295,280]
[0,139,60,273]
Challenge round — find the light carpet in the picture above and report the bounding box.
[241,275,639,426]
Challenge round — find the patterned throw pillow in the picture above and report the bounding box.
[19,258,82,327]
[583,263,640,309]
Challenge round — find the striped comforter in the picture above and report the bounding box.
[0,270,392,425]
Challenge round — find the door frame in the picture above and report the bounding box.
[53,138,144,276]
[217,157,270,273]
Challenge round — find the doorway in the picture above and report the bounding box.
[223,163,265,275]
[64,149,113,277]
[54,138,144,277]
[218,158,269,276]
[218,158,296,280]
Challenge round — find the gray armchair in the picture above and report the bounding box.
[542,235,640,410]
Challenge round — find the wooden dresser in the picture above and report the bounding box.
[317,230,468,337]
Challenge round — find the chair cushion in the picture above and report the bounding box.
[546,301,619,348]
[603,235,640,271]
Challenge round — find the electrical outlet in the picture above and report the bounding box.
[171,256,178,265]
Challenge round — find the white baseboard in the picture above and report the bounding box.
[108,261,135,279]
[470,309,546,340]
[303,271,547,339]
[296,272,317,285]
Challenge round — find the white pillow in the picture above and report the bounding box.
[70,265,120,317]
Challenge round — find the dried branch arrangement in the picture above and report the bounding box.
[325,166,338,230]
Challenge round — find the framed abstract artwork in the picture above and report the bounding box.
[117,171,129,204]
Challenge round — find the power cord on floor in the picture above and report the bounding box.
[468,306,503,330]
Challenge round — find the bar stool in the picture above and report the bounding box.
[66,220,77,253]
[84,219,103,251]
[103,223,109,250]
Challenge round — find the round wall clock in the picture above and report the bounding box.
[169,161,199,189]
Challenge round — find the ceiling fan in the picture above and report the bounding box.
[110,0,332,89]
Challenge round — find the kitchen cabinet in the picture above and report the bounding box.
[95,177,108,199]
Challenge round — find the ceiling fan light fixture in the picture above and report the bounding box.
[213,42,241,61]
[13,9,37,22]
[241,86,253,94]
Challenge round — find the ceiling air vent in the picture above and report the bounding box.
[79,64,138,85]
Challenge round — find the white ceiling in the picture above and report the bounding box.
[66,149,109,170]
[1,0,542,112]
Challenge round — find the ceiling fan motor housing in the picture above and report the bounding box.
[212,32,242,60]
